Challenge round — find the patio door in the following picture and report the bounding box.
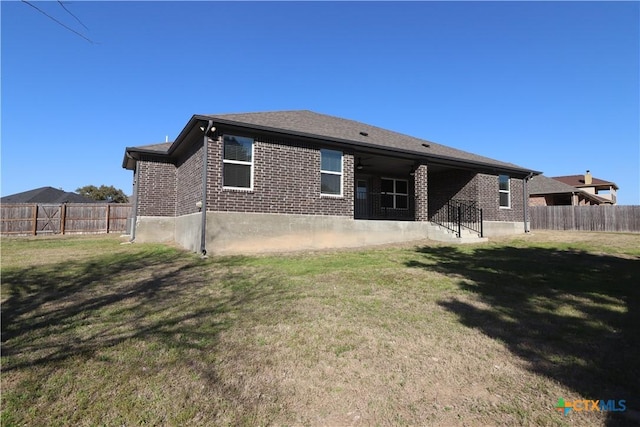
[355,179,369,219]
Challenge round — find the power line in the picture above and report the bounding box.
[21,0,94,44]
[57,1,90,32]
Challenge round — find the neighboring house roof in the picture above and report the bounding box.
[552,174,619,190]
[529,175,582,195]
[1,187,95,204]
[124,110,540,176]
[528,175,610,204]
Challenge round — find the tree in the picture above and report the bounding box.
[76,185,129,203]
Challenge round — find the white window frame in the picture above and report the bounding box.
[381,177,409,209]
[320,149,343,197]
[223,135,254,191]
[499,174,511,209]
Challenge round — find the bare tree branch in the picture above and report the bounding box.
[21,0,94,44]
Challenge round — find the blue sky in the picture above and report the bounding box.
[2,1,639,204]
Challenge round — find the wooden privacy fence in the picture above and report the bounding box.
[1,203,132,236]
[530,205,640,233]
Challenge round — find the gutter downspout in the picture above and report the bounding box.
[130,162,139,242]
[523,172,534,233]
[200,120,214,256]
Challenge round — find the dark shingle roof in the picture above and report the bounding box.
[528,175,611,204]
[124,110,539,174]
[552,174,618,190]
[135,142,172,153]
[529,175,583,195]
[202,110,535,173]
[1,187,95,204]
[122,142,173,169]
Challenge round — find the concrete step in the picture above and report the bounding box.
[427,222,488,244]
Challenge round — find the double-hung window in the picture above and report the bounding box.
[320,149,343,196]
[223,135,253,189]
[499,175,510,208]
[381,178,408,209]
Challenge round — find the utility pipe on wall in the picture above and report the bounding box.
[130,163,139,242]
[200,120,214,256]
[523,172,534,233]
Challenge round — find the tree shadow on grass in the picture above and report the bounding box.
[406,245,640,426]
[2,249,207,367]
[1,245,294,424]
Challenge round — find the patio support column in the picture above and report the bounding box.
[414,164,429,221]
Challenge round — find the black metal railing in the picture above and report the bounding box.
[431,199,483,237]
[355,193,415,220]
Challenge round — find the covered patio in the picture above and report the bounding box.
[352,154,417,220]
[351,152,484,237]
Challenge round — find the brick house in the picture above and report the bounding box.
[122,111,540,254]
[552,171,618,205]
[528,174,612,206]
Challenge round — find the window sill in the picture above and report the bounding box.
[499,206,511,210]
[223,187,254,193]
[321,194,343,199]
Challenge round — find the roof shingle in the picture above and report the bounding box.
[135,142,172,153]
[125,110,539,175]
[552,174,618,190]
[529,175,581,195]
[202,110,535,173]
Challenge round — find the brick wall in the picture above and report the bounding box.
[136,156,176,217]
[427,169,525,222]
[529,195,548,206]
[530,194,573,206]
[176,137,204,216]
[132,126,527,225]
[206,132,354,217]
[428,169,478,219]
[477,173,524,222]
[414,164,428,221]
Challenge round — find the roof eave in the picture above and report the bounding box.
[530,189,611,204]
[122,146,172,170]
[576,183,619,191]
[122,115,211,170]
[165,115,211,156]
[529,190,574,196]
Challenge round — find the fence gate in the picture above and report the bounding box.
[36,204,62,234]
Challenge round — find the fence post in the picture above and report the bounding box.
[60,204,67,235]
[457,205,462,238]
[32,204,38,235]
[106,204,111,234]
[480,209,483,237]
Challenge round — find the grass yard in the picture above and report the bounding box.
[1,231,639,426]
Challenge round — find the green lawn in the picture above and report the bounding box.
[1,232,639,426]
